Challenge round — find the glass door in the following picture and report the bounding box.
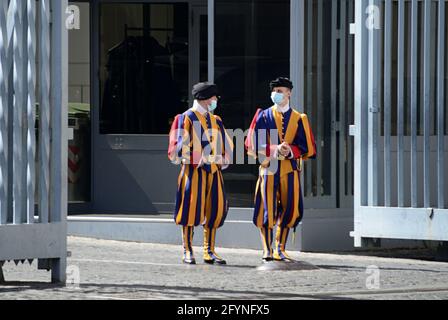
[99,2,189,135]
[214,0,291,208]
[92,1,206,214]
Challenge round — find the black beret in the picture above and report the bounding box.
[270,77,294,91]
[192,82,219,100]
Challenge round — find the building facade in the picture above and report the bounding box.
[65,0,448,250]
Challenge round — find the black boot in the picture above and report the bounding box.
[182,226,196,264]
[203,227,226,265]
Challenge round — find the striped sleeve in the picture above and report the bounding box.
[245,109,271,166]
[168,114,182,164]
[168,114,194,165]
[245,109,263,159]
[292,113,316,160]
[215,115,234,165]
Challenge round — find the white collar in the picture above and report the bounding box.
[274,103,290,113]
[192,100,209,115]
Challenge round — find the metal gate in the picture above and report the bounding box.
[350,0,448,246]
[0,0,68,283]
[300,0,355,209]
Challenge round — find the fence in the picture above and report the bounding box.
[0,0,68,283]
[351,0,448,246]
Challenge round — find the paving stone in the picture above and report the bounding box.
[1,237,448,300]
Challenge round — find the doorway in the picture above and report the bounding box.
[91,1,207,214]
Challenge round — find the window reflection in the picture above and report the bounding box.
[215,0,290,207]
[68,1,91,202]
[99,3,189,134]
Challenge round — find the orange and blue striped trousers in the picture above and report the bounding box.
[253,170,303,230]
[174,164,228,229]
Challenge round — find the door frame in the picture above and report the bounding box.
[87,0,208,214]
[189,4,207,91]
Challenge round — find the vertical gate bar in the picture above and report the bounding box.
[423,0,431,208]
[49,0,68,283]
[411,0,418,208]
[12,0,26,224]
[316,0,323,197]
[21,0,28,223]
[291,0,305,209]
[367,0,379,207]
[384,0,392,207]
[330,0,337,203]
[419,0,425,138]
[6,1,14,224]
[39,0,50,223]
[347,0,354,196]
[430,4,436,144]
[340,0,347,200]
[207,0,214,82]
[437,0,445,209]
[0,1,9,224]
[306,0,313,197]
[26,0,36,224]
[397,0,405,207]
[50,0,68,222]
[353,0,370,246]
[291,0,305,112]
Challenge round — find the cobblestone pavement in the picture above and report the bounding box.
[1,237,448,300]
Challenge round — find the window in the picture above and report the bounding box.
[215,0,290,207]
[99,3,189,135]
[68,1,91,202]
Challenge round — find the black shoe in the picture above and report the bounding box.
[204,256,227,265]
[273,251,295,263]
[183,257,196,265]
[262,257,273,263]
[273,257,295,263]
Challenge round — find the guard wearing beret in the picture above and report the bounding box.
[245,77,317,263]
[168,82,233,265]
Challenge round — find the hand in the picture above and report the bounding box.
[279,142,291,157]
[213,155,224,165]
[197,155,206,168]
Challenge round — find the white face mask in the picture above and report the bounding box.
[209,100,218,112]
[271,92,284,105]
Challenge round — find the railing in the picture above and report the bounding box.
[351,0,448,247]
[0,0,68,283]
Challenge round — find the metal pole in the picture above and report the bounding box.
[12,0,26,224]
[384,0,392,207]
[347,0,354,197]
[367,0,379,207]
[305,0,313,197]
[0,0,10,225]
[39,0,50,224]
[353,0,369,246]
[437,0,445,209]
[50,0,68,283]
[316,0,323,197]
[26,0,36,224]
[423,0,431,208]
[330,0,337,204]
[290,0,304,112]
[410,0,418,208]
[397,0,405,208]
[340,0,347,201]
[207,0,214,82]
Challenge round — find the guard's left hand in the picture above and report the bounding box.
[279,142,291,157]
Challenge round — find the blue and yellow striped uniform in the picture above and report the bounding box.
[246,106,316,260]
[168,108,233,262]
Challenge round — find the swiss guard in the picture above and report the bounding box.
[245,77,317,263]
[168,83,233,265]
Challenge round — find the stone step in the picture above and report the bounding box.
[67,208,357,252]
